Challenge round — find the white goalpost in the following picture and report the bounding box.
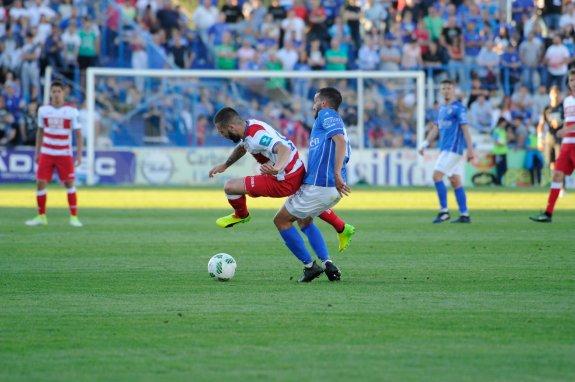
[82,68,425,186]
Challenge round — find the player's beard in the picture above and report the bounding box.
[229,132,242,143]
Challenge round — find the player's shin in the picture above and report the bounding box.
[37,189,47,215]
[454,187,468,216]
[545,182,562,216]
[226,194,249,218]
[279,226,313,266]
[300,223,330,263]
[67,187,77,216]
[434,181,448,211]
[318,209,345,233]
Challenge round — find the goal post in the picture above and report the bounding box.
[84,68,425,186]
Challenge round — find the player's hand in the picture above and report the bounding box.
[260,163,278,175]
[467,149,475,162]
[209,163,227,177]
[74,156,82,167]
[335,173,350,197]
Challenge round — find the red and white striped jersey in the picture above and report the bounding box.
[562,95,575,143]
[242,119,303,180]
[37,105,81,156]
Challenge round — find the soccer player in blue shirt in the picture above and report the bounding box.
[271,87,351,282]
[419,79,475,223]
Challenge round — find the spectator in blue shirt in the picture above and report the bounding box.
[501,42,522,96]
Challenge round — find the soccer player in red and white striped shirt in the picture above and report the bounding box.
[531,69,575,222]
[25,81,83,227]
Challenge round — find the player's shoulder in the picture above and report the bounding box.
[245,119,268,138]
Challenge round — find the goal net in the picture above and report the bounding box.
[81,69,425,186]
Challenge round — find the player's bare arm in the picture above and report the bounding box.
[419,123,438,155]
[74,129,83,167]
[209,144,247,177]
[34,128,44,164]
[461,124,475,161]
[260,143,291,175]
[332,133,350,197]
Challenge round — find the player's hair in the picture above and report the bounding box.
[440,79,454,86]
[213,107,242,126]
[317,87,343,111]
[569,68,575,80]
[50,81,66,90]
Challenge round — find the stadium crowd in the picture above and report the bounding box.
[0,0,574,157]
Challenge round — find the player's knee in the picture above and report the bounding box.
[552,171,565,182]
[224,180,238,195]
[449,177,461,188]
[37,180,47,190]
[297,217,312,230]
[432,171,443,182]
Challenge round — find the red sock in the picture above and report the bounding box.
[37,190,47,215]
[227,195,249,218]
[318,209,345,233]
[67,188,78,216]
[545,182,562,216]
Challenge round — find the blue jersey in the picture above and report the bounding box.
[304,108,350,187]
[437,101,468,155]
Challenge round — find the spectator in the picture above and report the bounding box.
[281,10,306,46]
[400,36,422,70]
[344,0,362,49]
[156,0,181,37]
[169,29,191,68]
[0,96,17,146]
[380,34,401,71]
[541,0,563,31]
[62,23,81,73]
[293,50,311,99]
[422,40,448,79]
[469,94,492,133]
[519,32,544,92]
[413,19,430,56]
[78,18,100,71]
[559,3,575,30]
[544,34,572,91]
[44,26,64,70]
[276,39,299,70]
[221,0,244,25]
[368,123,384,148]
[537,86,563,173]
[260,13,280,47]
[237,38,257,70]
[524,126,544,186]
[208,13,232,47]
[307,0,328,45]
[363,0,387,33]
[467,77,489,107]
[424,6,444,42]
[491,117,508,186]
[440,15,461,48]
[192,0,220,46]
[325,38,348,70]
[268,0,287,22]
[19,101,38,145]
[476,40,500,90]
[20,32,41,102]
[447,35,465,89]
[195,114,208,146]
[308,39,326,70]
[329,16,353,54]
[500,42,522,96]
[214,31,237,70]
[0,25,23,74]
[357,36,379,71]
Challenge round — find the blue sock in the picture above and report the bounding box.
[454,187,468,215]
[279,226,313,265]
[301,223,329,262]
[434,180,448,211]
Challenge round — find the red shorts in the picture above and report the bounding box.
[555,144,575,176]
[37,154,75,182]
[245,166,305,198]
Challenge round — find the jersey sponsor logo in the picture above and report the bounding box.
[309,137,320,148]
[259,135,272,147]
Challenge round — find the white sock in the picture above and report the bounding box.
[440,208,449,213]
[226,194,242,200]
[304,262,313,268]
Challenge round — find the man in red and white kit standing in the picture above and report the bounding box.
[26,81,83,227]
[531,69,575,223]
[208,107,355,252]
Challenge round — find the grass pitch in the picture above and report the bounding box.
[0,187,574,381]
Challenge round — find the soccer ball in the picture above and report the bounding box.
[208,253,237,281]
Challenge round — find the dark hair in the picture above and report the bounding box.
[50,81,66,90]
[440,79,454,86]
[214,107,242,126]
[317,87,343,111]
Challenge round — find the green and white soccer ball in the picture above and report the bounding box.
[208,253,236,281]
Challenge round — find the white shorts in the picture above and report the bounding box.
[284,184,341,219]
[434,151,465,178]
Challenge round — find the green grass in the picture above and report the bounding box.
[1,206,574,381]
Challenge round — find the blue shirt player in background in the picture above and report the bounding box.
[274,87,351,282]
[419,79,475,223]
